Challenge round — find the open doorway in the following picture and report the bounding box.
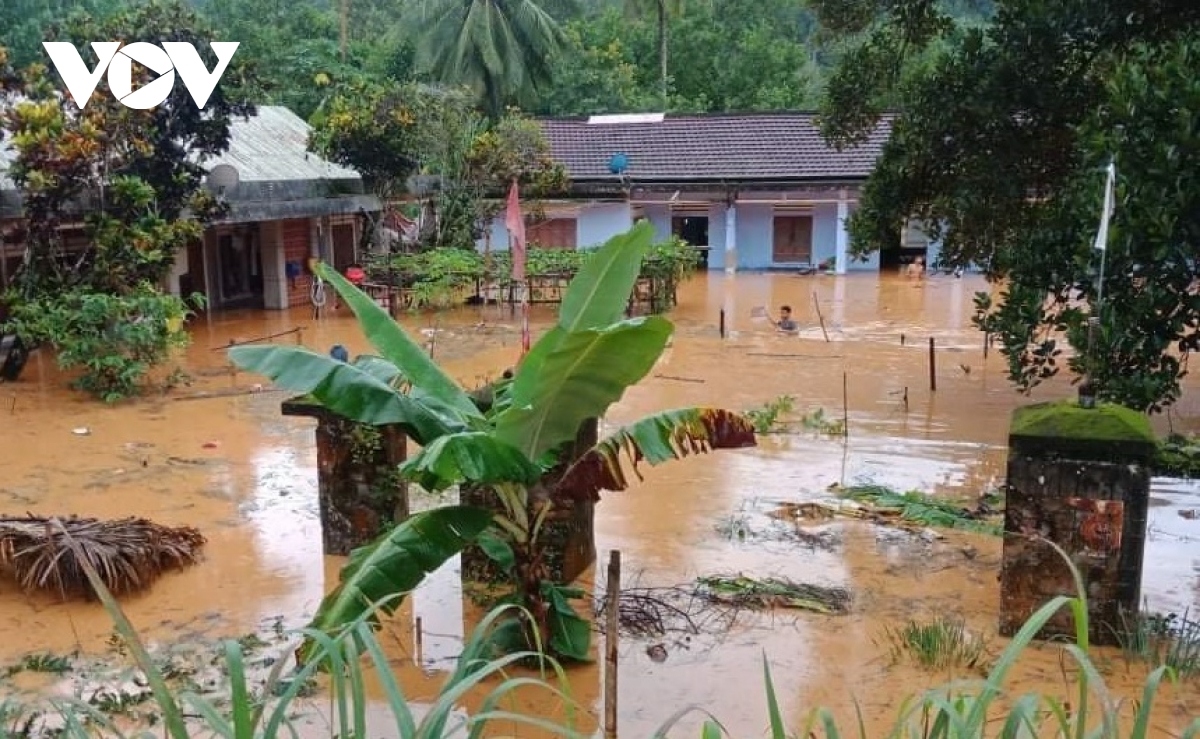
[215,228,264,309]
[671,215,709,246]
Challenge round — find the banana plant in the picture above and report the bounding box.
[228,222,757,663]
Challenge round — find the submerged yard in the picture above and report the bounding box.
[2,270,1200,736]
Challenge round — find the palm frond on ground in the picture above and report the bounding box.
[0,515,205,598]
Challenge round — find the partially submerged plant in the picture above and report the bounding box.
[228,222,757,663]
[745,395,796,434]
[882,616,990,671]
[5,517,584,738]
[1118,609,1200,680]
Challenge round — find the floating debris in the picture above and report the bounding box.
[0,515,206,598]
[695,575,851,614]
[792,484,1005,536]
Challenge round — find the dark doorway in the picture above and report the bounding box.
[671,216,709,246]
[332,224,357,270]
[216,229,265,309]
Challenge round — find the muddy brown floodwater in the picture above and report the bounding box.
[2,271,1200,737]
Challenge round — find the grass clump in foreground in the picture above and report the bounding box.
[8,522,1200,738]
[1118,609,1200,680]
[882,616,991,671]
[665,537,1200,739]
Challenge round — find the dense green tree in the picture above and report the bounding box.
[0,0,254,399]
[816,0,1200,411]
[622,0,684,107]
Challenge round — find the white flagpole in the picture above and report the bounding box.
[1094,159,1116,311]
[1087,159,1116,368]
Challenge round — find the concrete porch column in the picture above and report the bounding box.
[724,200,738,274]
[835,197,849,275]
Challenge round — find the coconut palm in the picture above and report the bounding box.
[415,0,570,118]
[624,0,685,107]
[228,222,757,662]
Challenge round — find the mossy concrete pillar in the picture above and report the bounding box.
[282,397,410,556]
[1000,400,1156,645]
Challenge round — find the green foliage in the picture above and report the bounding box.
[744,395,796,434]
[839,484,1002,536]
[5,283,194,401]
[1118,611,1200,680]
[297,505,494,665]
[1154,433,1200,478]
[18,517,579,737]
[882,616,991,671]
[822,0,1200,411]
[229,224,755,663]
[415,0,569,118]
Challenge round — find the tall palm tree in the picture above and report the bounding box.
[624,0,683,108]
[416,0,568,118]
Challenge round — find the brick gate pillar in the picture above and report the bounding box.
[999,400,1156,645]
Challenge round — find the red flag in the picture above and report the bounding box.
[505,180,526,282]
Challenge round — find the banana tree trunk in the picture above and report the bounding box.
[282,397,410,556]
[460,416,598,586]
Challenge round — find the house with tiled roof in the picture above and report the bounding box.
[1,105,381,310]
[480,111,937,273]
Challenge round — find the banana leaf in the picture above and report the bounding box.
[314,262,481,421]
[510,223,656,402]
[399,432,545,492]
[556,407,758,501]
[298,505,494,664]
[493,316,675,460]
[228,345,464,443]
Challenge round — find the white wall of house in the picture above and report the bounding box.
[165,248,188,297]
[640,203,672,241]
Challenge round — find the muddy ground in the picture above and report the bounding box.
[2,271,1199,737]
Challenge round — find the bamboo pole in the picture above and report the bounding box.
[719,308,726,339]
[842,371,849,438]
[604,550,621,739]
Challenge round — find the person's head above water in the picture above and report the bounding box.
[780,305,792,318]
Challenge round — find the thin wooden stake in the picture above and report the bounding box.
[719,308,726,339]
[414,616,423,666]
[812,291,830,342]
[842,371,849,438]
[604,550,621,739]
[983,331,989,359]
[928,337,937,392]
[901,333,906,346]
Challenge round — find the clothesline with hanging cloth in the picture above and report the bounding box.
[505,179,531,356]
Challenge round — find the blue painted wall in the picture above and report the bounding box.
[641,204,672,241]
[578,202,632,246]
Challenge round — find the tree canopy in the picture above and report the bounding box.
[816,0,1200,412]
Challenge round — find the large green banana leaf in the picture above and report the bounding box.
[509,222,656,401]
[298,505,494,664]
[228,345,464,443]
[493,315,675,460]
[555,407,758,501]
[314,262,481,421]
[558,220,654,332]
[399,432,545,492]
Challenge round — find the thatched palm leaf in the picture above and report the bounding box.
[555,408,757,502]
[0,515,205,598]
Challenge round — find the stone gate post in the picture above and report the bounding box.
[282,396,410,556]
[999,400,1156,645]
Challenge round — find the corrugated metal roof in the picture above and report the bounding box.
[0,104,363,197]
[203,105,361,183]
[539,112,893,183]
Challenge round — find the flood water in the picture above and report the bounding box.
[2,270,1200,736]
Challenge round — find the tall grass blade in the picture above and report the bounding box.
[761,654,788,739]
[51,517,191,739]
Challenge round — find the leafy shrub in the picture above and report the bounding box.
[5,283,197,402]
